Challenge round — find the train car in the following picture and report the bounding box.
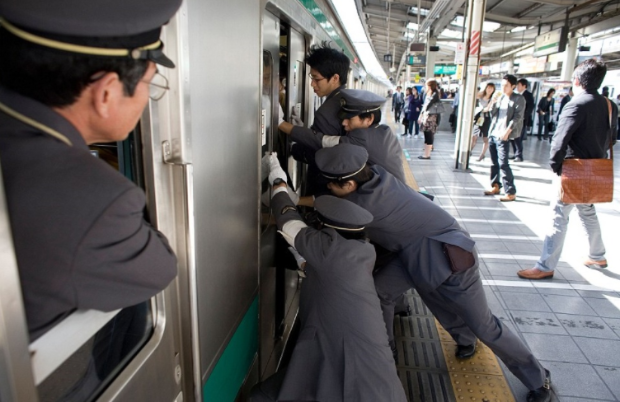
[0,1,388,402]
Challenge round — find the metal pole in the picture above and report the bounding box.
[454,0,487,171]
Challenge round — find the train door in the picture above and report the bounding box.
[259,11,282,380]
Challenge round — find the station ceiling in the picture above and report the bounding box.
[355,0,620,79]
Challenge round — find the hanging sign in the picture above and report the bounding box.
[533,27,568,57]
[454,42,466,64]
[407,55,426,65]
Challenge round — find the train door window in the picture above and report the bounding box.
[32,124,155,401]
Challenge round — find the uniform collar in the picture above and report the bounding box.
[0,86,87,149]
[326,85,346,101]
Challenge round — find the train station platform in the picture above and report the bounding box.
[385,108,620,401]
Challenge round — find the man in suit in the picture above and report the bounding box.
[0,0,180,340]
[483,74,525,202]
[518,59,617,280]
[279,42,349,196]
[511,78,535,162]
[558,87,573,116]
[314,144,552,402]
[392,85,405,122]
[251,155,406,402]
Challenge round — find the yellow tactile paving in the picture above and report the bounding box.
[399,160,516,402]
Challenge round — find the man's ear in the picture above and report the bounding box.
[89,72,121,118]
[363,114,375,126]
[330,73,340,85]
[344,180,357,192]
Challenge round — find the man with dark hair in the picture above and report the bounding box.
[251,155,406,402]
[279,41,350,195]
[392,86,405,122]
[314,144,552,402]
[483,74,525,202]
[512,78,535,162]
[518,59,616,280]
[0,0,180,339]
[281,89,405,183]
[558,87,573,116]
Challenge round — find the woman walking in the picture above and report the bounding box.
[471,83,495,161]
[537,88,555,140]
[418,79,441,159]
[402,87,413,136]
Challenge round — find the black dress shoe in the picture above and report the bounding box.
[455,344,476,359]
[526,369,551,402]
[395,305,412,317]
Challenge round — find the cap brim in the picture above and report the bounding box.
[148,48,175,68]
[338,109,359,120]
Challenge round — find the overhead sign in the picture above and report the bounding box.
[533,27,567,57]
[383,54,393,62]
[454,42,466,65]
[434,65,457,75]
[410,43,426,52]
[407,55,426,65]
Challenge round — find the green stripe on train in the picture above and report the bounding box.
[203,297,258,402]
[298,0,355,61]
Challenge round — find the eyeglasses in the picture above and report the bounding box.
[89,70,170,101]
[308,73,327,83]
[144,71,170,101]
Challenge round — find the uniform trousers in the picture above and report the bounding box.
[374,255,546,391]
[535,185,606,272]
[488,135,516,195]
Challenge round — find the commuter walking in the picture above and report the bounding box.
[471,83,495,161]
[511,78,535,162]
[418,79,442,159]
[537,88,555,140]
[518,60,617,279]
[483,75,524,202]
[558,87,573,116]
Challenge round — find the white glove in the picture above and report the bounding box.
[278,104,285,126]
[288,247,306,270]
[267,153,280,171]
[268,164,287,186]
[260,152,272,182]
[261,187,299,206]
[290,107,304,127]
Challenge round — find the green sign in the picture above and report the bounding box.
[407,55,426,65]
[434,65,457,75]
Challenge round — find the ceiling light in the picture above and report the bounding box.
[511,26,527,33]
[407,22,419,30]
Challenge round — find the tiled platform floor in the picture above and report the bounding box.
[387,106,620,402]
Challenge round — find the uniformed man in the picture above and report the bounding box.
[282,89,406,183]
[251,155,406,402]
[278,42,349,196]
[314,144,552,402]
[0,0,181,339]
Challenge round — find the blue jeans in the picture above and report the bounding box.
[535,194,606,272]
[488,135,516,195]
[407,119,419,135]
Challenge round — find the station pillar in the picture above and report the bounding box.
[454,0,487,171]
[561,37,578,81]
[426,37,436,80]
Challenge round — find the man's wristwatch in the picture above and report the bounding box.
[273,178,286,186]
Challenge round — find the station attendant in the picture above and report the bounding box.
[281,89,405,183]
[0,0,181,339]
[251,155,406,402]
[314,144,552,402]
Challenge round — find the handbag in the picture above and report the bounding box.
[428,101,446,114]
[559,99,614,204]
[442,243,476,273]
[547,121,556,132]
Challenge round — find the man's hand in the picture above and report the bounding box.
[291,107,304,127]
[260,152,274,181]
[502,128,512,141]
